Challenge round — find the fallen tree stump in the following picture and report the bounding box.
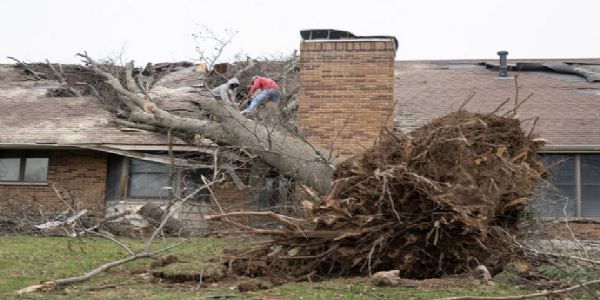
[138,203,189,236]
[216,110,546,280]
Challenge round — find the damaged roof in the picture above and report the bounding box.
[0,64,215,149]
[395,58,600,150]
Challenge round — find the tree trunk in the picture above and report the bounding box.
[138,202,189,236]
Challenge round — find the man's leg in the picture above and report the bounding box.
[242,90,269,113]
[267,89,281,102]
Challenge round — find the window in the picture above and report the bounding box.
[538,154,600,217]
[581,155,600,217]
[106,155,175,200]
[127,159,170,199]
[0,154,49,182]
[106,155,215,201]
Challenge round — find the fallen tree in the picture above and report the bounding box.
[210,110,546,279]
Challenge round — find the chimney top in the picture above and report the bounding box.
[497,50,509,77]
[299,29,398,51]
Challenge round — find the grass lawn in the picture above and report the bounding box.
[0,235,530,299]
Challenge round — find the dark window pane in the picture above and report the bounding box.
[581,155,600,217]
[581,155,600,184]
[539,155,576,185]
[535,182,577,217]
[128,173,170,199]
[24,158,48,182]
[129,159,169,174]
[581,185,600,217]
[536,154,577,217]
[106,155,126,201]
[0,158,20,181]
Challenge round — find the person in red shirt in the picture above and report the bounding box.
[241,76,281,115]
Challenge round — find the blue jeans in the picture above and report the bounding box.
[242,89,281,113]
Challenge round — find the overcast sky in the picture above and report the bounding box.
[1,0,598,65]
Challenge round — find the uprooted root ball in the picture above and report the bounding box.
[222,110,545,280]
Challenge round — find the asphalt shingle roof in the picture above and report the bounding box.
[394,59,600,147]
[0,65,209,146]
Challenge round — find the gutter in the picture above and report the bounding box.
[540,145,600,153]
[0,143,215,152]
[0,143,213,168]
[76,145,213,169]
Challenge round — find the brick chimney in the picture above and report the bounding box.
[298,30,397,158]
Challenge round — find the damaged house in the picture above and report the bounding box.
[1,30,600,235]
[0,62,249,231]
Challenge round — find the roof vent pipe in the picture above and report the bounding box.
[497,51,509,77]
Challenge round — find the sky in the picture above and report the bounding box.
[1,0,599,65]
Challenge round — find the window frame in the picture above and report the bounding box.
[0,151,49,183]
[540,153,600,218]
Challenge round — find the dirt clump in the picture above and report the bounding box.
[236,278,273,292]
[220,110,545,280]
[152,261,225,283]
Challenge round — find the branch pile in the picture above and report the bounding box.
[218,110,546,280]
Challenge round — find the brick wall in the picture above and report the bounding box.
[0,149,107,216]
[213,181,247,211]
[299,39,396,157]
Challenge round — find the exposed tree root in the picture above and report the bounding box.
[216,110,546,280]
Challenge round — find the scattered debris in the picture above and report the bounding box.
[152,261,225,283]
[371,270,418,288]
[236,278,273,292]
[138,202,190,236]
[16,282,56,295]
[372,270,401,287]
[472,265,493,285]
[149,255,182,269]
[34,209,87,237]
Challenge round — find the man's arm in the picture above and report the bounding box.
[219,86,232,105]
[247,79,260,97]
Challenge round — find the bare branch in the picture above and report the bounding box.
[45,59,81,97]
[7,56,44,80]
[87,230,134,256]
[18,240,188,294]
[143,179,219,253]
[205,211,305,227]
[193,26,237,70]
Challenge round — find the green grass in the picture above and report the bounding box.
[0,235,230,299]
[252,279,529,300]
[0,235,531,299]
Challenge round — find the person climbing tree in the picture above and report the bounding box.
[241,76,281,115]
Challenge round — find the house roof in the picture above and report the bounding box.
[394,59,600,150]
[0,64,215,149]
[3,57,600,152]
